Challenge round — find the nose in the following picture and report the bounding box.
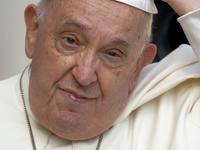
[72,52,98,86]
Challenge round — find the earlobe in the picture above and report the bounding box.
[24,4,38,59]
[128,44,157,92]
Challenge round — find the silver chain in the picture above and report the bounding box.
[20,66,37,150]
[96,133,104,150]
[19,66,104,150]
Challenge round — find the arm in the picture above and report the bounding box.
[162,0,200,59]
[162,0,200,16]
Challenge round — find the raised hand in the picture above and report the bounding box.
[161,0,200,16]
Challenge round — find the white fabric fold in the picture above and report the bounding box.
[114,0,158,14]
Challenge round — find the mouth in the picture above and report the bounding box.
[60,88,96,104]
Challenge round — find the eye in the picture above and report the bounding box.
[104,49,124,63]
[63,37,77,46]
[106,49,123,58]
[108,51,120,57]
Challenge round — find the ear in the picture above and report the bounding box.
[24,4,38,59]
[128,44,157,92]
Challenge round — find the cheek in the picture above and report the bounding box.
[98,69,130,111]
[29,38,76,111]
[31,31,76,85]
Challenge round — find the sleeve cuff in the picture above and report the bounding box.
[178,9,200,60]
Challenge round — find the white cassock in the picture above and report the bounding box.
[0,8,200,150]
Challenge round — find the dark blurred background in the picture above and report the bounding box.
[152,0,189,62]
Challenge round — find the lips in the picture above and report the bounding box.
[61,89,96,104]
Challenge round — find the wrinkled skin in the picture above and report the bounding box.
[25,0,156,140]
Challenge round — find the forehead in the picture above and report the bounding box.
[45,0,144,29]
[42,0,147,50]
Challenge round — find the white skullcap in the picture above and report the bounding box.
[114,0,158,14]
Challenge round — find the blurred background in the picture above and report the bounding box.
[0,0,189,80]
[0,0,39,80]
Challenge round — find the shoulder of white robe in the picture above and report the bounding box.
[114,0,158,14]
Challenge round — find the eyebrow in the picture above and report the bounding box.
[62,20,130,48]
[63,20,88,31]
[112,39,130,48]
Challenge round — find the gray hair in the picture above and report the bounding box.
[36,0,51,23]
[144,13,153,43]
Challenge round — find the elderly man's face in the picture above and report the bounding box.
[25,0,155,140]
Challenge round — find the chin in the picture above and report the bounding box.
[47,115,107,140]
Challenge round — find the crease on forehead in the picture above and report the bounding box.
[46,0,145,23]
[44,0,150,42]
